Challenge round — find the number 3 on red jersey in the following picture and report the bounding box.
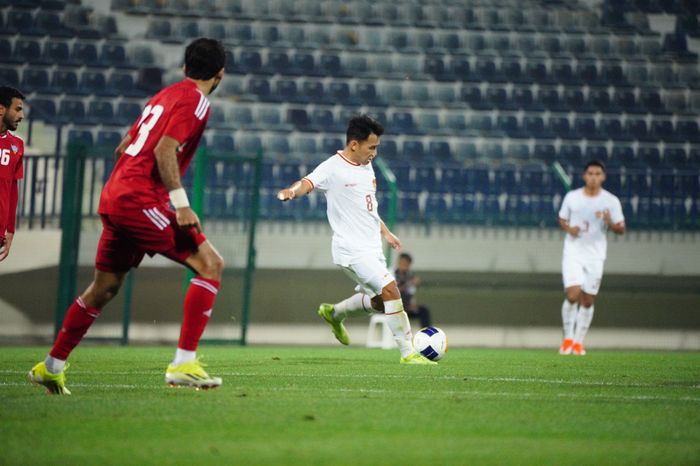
[125,104,164,156]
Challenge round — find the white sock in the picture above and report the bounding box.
[573,305,595,344]
[384,299,414,357]
[332,293,373,320]
[561,300,578,340]
[172,348,196,366]
[44,355,66,374]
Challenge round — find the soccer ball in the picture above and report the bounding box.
[412,326,448,361]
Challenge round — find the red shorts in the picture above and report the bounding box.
[95,206,207,273]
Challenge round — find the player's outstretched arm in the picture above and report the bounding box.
[277,179,313,202]
[154,135,201,233]
[380,220,401,250]
[114,134,132,159]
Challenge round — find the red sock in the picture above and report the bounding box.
[50,297,101,360]
[178,276,219,351]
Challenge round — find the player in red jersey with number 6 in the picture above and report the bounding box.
[29,38,227,394]
[0,86,25,263]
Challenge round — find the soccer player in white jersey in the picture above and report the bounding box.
[558,160,625,356]
[277,114,435,365]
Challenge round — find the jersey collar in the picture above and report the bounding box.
[337,150,360,166]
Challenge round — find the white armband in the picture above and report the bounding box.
[169,187,190,209]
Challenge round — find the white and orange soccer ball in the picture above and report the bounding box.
[412,326,448,361]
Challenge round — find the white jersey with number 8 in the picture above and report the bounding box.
[558,188,624,261]
[304,151,382,267]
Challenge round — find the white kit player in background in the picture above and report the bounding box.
[277,114,436,365]
[558,160,625,356]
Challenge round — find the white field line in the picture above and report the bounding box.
[1,369,697,390]
[3,381,699,403]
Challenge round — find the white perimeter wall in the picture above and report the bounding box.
[3,223,700,275]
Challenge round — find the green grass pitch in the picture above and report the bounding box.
[1,346,698,465]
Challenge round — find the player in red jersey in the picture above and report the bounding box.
[29,38,227,394]
[0,86,25,263]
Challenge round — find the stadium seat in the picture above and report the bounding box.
[100,43,131,69]
[57,100,88,125]
[559,144,583,166]
[96,130,123,151]
[378,138,397,158]
[677,120,700,143]
[428,140,452,160]
[584,144,608,163]
[28,98,56,122]
[310,109,337,133]
[115,102,142,126]
[13,39,43,65]
[248,77,273,102]
[67,128,94,146]
[71,42,101,68]
[321,137,343,155]
[391,112,419,135]
[533,143,556,165]
[35,11,73,38]
[51,70,82,95]
[0,68,20,87]
[275,79,302,104]
[401,139,425,160]
[638,147,661,167]
[21,69,52,94]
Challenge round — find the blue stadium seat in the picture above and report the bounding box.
[301,80,327,105]
[449,56,470,80]
[237,135,263,154]
[613,89,642,113]
[662,148,687,168]
[676,120,700,143]
[100,43,131,68]
[229,106,253,128]
[493,163,518,194]
[589,87,612,112]
[66,128,94,149]
[584,144,608,163]
[21,69,52,94]
[209,133,235,154]
[403,139,425,160]
[424,194,448,223]
[78,71,108,96]
[574,116,598,139]
[533,143,556,165]
[28,98,56,121]
[267,134,290,159]
[549,116,573,139]
[108,72,146,98]
[638,147,661,167]
[417,112,441,134]
[328,81,354,105]
[424,55,448,80]
[355,82,379,105]
[391,112,419,135]
[237,50,263,74]
[248,77,273,102]
[263,50,290,75]
[379,138,397,158]
[321,137,343,155]
[71,42,101,68]
[319,54,342,76]
[559,144,583,166]
[51,70,81,95]
[310,109,337,133]
[275,79,302,104]
[0,68,19,87]
[624,118,651,142]
[538,87,564,111]
[523,115,547,138]
[13,39,43,64]
[96,130,123,150]
[5,10,35,35]
[114,102,141,126]
[57,100,87,125]
[428,140,452,160]
[610,145,636,168]
[496,115,519,137]
[650,119,676,142]
[439,166,466,193]
[291,52,319,76]
[35,11,73,37]
[414,165,437,191]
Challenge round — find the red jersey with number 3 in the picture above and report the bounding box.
[99,79,210,214]
[0,131,24,234]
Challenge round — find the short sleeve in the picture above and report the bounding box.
[163,93,207,144]
[558,192,571,220]
[609,196,625,224]
[13,140,23,180]
[304,159,332,192]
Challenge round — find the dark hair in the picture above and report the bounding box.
[399,252,413,263]
[0,86,25,108]
[584,160,606,173]
[346,114,384,144]
[184,38,226,80]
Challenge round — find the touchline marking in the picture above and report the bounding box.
[3,381,698,403]
[1,370,697,389]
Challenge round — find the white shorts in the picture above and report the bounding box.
[562,254,604,295]
[340,253,395,297]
